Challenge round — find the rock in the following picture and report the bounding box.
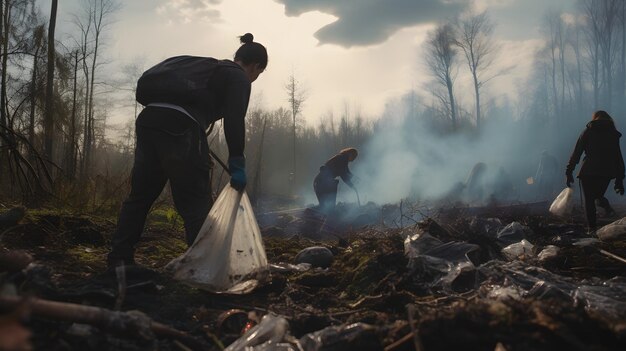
[596,217,626,242]
[294,246,334,268]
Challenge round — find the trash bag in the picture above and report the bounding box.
[549,187,575,216]
[596,217,626,242]
[166,186,270,294]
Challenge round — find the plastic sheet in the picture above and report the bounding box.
[595,217,626,242]
[166,186,270,294]
[549,187,575,216]
[224,314,295,351]
[501,240,535,261]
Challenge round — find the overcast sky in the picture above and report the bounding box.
[49,0,576,127]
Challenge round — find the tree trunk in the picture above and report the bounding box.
[43,0,57,162]
[472,71,480,129]
[29,46,39,162]
[446,74,457,130]
[67,51,79,179]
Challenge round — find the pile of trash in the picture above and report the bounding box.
[1,199,626,350]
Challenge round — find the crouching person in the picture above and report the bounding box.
[566,110,625,234]
[107,33,268,269]
[313,148,359,214]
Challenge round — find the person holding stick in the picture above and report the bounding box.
[314,148,359,214]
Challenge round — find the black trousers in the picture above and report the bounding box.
[313,167,338,214]
[108,109,213,264]
[579,176,613,228]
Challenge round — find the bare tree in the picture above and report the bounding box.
[43,0,57,161]
[454,10,498,129]
[425,22,459,130]
[75,0,118,178]
[543,12,567,120]
[285,72,306,192]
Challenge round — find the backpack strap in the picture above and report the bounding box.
[146,102,200,127]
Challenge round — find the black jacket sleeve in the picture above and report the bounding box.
[222,68,251,158]
[566,130,587,175]
[617,138,625,180]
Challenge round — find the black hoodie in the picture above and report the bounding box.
[567,119,625,179]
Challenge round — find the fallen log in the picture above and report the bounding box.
[0,295,206,350]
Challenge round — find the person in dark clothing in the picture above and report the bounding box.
[314,148,358,213]
[566,110,625,232]
[107,33,268,269]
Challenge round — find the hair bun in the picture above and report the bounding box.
[239,33,254,44]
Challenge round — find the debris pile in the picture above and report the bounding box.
[1,204,625,350]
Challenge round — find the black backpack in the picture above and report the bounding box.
[135,55,219,107]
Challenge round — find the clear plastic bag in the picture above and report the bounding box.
[549,187,575,216]
[166,185,270,294]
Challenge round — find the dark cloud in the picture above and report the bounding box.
[275,0,468,47]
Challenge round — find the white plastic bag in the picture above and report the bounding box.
[549,187,575,216]
[501,239,535,261]
[166,185,269,294]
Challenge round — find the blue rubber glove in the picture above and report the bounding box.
[228,156,246,191]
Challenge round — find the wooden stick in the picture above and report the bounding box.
[0,296,205,350]
[384,331,414,351]
[599,249,626,265]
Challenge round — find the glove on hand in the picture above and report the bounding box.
[566,172,575,188]
[228,156,246,191]
[615,178,624,195]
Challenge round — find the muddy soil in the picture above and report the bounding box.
[1,204,625,350]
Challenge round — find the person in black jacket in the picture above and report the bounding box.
[314,148,358,213]
[107,33,267,269]
[566,110,625,232]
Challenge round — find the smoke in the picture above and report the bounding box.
[348,91,573,207]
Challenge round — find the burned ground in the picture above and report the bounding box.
[0,203,625,351]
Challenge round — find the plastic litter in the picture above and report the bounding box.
[224,314,296,351]
[501,240,535,261]
[295,247,334,268]
[496,222,533,246]
[299,323,378,351]
[595,217,626,242]
[537,245,559,262]
[166,186,270,294]
[270,263,312,273]
[405,230,480,290]
[573,277,626,321]
[469,217,503,238]
[549,187,575,216]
